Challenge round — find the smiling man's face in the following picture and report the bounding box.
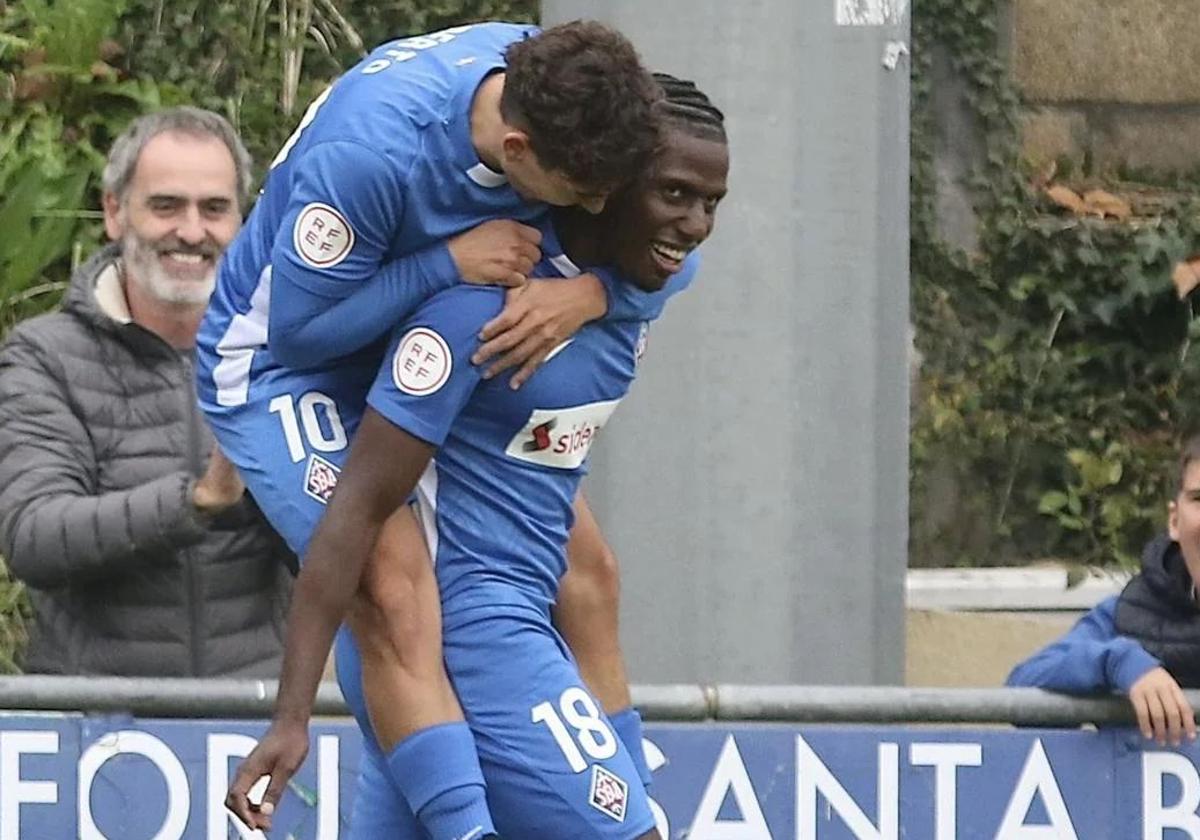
[607,129,729,291]
[104,130,240,306]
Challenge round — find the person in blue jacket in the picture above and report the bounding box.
[1008,434,1200,747]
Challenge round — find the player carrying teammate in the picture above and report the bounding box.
[228,73,730,839]
[199,20,664,840]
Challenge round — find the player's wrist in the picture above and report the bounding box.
[271,702,313,730]
[573,273,608,322]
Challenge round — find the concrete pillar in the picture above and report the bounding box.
[543,0,911,684]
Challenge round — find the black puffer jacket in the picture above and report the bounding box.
[0,245,292,676]
[1115,533,1200,688]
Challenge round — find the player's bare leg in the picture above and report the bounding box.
[555,492,654,790]
[556,493,632,711]
[344,505,495,839]
[349,505,462,746]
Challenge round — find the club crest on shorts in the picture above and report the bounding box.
[293,202,354,268]
[588,765,628,822]
[303,453,340,504]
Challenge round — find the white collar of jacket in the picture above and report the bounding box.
[93,260,133,325]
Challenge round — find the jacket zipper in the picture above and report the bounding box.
[180,351,205,676]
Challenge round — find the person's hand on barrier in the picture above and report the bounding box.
[472,273,607,388]
[1129,666,1197,746]
[449,219,542,287]
[225,719,310,831]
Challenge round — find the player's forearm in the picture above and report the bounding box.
[273,409,436,722]
[272,500,395,723]
[273,568,349,723]
[269,244,457,368]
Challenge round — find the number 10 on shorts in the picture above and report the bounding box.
[531,687,618,773]
[269,391,348,463]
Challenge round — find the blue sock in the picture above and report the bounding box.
[609,706,654,789]
[386,722,495,840]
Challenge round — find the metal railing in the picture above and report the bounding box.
[0,675,1162,726]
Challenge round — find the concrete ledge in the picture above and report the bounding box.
[1020,107,1087,166]
[907,566,1126,611]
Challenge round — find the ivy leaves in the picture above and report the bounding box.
[910,0,1200,568]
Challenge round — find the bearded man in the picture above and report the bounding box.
[0,107,294,676]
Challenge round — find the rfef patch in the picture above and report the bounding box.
[293,202,354,268]
[392,328,452,396]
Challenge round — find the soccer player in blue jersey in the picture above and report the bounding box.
[226,76,729,839]
[199,20,665,839]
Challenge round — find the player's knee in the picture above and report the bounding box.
[360,559,421,616]
[360,526,436,616]
[349,588,443,681]
[355,545,444,672]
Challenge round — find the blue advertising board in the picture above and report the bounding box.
[1,714,1198,838]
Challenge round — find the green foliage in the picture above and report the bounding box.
[0,0,538,305]
[112,0,537,174]
[0,557,29,674]
[910,0,1200,568]
[0,0,153,313]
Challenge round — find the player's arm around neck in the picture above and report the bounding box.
[226,408,434,830]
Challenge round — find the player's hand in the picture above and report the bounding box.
[472,273,608,389]
[192,445,245,514]
[225,719,309,831]
[1129,667,1197,746]
[448,219,542,287]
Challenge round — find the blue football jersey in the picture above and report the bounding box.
[366,241,694,616]
[197,20,672,416]
[198,22,543,407]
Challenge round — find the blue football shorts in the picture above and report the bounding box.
[335,606,655,840]
[197,359,375,556]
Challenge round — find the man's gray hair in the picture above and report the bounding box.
[102,106,253,207]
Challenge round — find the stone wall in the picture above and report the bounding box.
[1012,0,1200,174]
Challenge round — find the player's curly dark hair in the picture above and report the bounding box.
[502,20,661,191]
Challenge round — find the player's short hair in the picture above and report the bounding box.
[1176,435,1200,494]
[653,73,727,144]
[502,20,660,191]
[103,106,253,208]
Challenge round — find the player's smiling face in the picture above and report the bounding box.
[607,129,728,291]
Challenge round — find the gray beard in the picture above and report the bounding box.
[121,230,216,307]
